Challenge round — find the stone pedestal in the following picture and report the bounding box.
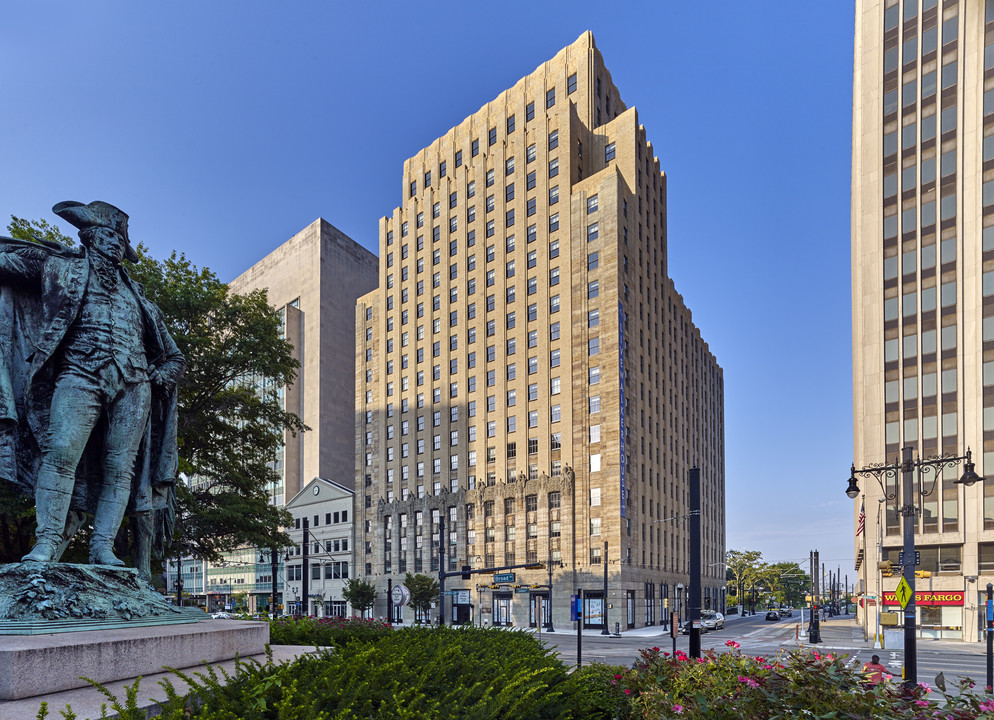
[0,619,269,700]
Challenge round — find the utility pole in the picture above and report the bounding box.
[438,515,446,625]
[688,467,702,659]
[900,446,918,689]
[302,517,309,616]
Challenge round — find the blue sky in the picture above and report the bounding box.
[1,2,857,575]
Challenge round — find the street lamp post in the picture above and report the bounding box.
[546,546,559,632]
[846,447,980,691]
[601,540,610,636]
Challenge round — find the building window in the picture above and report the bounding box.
[489,127,497,146]
[605,142,616,161]
[567,73,577,94]
[549,158,559,178]
[546,88,556,108]
[526,101,535,121]
[587,222,599,241]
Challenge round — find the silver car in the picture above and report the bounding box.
[701,610,724,631]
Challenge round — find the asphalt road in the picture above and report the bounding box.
[537,612,994,689]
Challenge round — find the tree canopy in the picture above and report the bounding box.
[404,572,440,623]
[342,578,377,618]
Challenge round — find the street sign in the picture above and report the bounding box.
[895,576,913,609]
[514,587,530,594]
[493,573,516,583]
[898,551,921,566]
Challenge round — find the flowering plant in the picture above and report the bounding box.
[599,643,994,720]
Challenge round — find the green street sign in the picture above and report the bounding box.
[493,573,515,583]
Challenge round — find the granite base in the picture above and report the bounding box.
[0,619,269,701]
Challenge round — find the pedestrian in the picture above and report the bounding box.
[862,654,887,687]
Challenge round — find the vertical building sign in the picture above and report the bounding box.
[618,302,627,518]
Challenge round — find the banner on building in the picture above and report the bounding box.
[881,590,964,606]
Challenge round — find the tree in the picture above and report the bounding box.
[126,245,305,564]
[726,549,764,611]
[1,217,305,567]
[758,561,809,607]
[404,572,440,624]
[7,216,73,247]
[342,578,377,618]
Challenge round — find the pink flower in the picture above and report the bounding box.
[915,700,928,707]
[624,689,632,695]
[673,705,684,714]
[737,675,760,688]
[652,646,660,652]
[725,640,740,649]
[979,700,994,712]
[613,674,622,680]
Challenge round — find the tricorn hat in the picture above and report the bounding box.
[52,200,139,262]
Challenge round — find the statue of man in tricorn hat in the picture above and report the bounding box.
[0,201,184,575]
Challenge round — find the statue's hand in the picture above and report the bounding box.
[149,366,171,388]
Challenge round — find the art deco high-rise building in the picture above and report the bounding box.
[357,32,724,629]
[852,0,994,641]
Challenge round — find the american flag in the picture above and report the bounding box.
[856,499,865,537]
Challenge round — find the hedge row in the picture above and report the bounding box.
[36,628,994,719]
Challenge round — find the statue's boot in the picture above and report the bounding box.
[21,469,74,563]
[89,481,129,567]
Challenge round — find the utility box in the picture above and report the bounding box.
[879,612,900,626]
[883,628,905,650]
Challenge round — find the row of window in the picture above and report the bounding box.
[293,511,349,529]
[405,79,579,200]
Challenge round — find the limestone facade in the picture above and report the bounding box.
[356,32,724,629]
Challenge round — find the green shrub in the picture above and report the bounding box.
[268,615,393,647]
[44,627,610,720]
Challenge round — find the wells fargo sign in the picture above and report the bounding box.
[881,591,964,606]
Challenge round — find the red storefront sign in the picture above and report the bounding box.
[881,591,964,606]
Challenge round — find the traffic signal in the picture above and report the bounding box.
[878,560,894,577]
[462,564,471,580]
[915,570,931,579]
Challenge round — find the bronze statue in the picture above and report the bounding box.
[0,201,184,574]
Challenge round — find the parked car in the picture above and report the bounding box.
[211,612,233,619]
[765,610,780,621]
[778,607,794,618]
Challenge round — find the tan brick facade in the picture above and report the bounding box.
[357,32,724,629]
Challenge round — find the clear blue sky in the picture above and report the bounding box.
[1,2,857,575]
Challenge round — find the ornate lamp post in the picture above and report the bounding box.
[845,447,980,691]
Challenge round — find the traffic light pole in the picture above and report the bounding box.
[436,514,546,627]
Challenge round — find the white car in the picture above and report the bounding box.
[211,612,234,619]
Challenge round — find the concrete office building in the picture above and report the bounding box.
[356,32,725,629]
[852,0,994,641]
[167,219,377,613]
